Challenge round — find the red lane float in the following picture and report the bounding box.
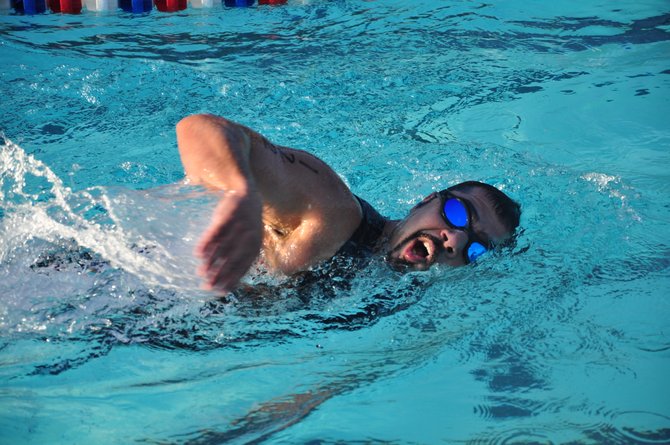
[48,0,82,13]
[154,0,184,11]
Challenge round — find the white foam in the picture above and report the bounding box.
[0,137,214,294]
[581,172,641,222]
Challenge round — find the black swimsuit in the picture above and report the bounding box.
[336,195,387,256]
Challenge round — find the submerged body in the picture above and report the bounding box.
[176,114,520,292]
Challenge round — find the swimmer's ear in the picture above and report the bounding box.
[412,192,439,210]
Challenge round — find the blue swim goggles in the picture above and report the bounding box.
[439,191,490,263]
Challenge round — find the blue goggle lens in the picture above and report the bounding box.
[443,198,468,227]
[467,242,488,263]
[442,194,489,263]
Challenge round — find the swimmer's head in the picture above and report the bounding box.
[385,181,521,270]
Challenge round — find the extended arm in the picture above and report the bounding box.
[176,114,361,291]
[176,114,262,292]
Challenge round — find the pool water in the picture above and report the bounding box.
[1,0,669,443]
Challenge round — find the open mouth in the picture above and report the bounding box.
[402,235,436,265]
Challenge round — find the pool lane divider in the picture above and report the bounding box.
[10,0,47,14]
[4,0,286,13]
[223,0,288,5]
[48,0,82,13]
[118,0,151,12]
[154,0,185,11]
[83,0,116,10]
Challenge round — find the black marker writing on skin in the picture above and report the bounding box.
[299,159,319,174]
[281,151,295,164]
[264,140,319,174]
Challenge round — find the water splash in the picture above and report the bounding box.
[0,136,224,349]
[0,136,211,291]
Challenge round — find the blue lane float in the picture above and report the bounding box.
[11,0,47,13]
[118,0,151,12]
[223,0,253,6]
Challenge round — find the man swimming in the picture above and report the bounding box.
[176,114,521,292]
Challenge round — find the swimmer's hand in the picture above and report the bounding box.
[195,190,263,293]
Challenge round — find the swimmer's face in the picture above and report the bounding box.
[385,189,510,270]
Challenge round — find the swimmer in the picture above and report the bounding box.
[176,114,521,292]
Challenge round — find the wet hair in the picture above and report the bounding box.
[444,181,521,236]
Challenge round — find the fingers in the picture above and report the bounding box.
[195,219,262,293]
[196,239,254,292]
[193,192,263,293]
[195,215,233,260]
[194,196,240,259]
[197,224,237,272]
[201,255,252,293]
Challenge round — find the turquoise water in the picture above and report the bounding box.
[1,0,669,443]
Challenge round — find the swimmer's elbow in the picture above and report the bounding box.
[177,114,208,136]
[176,114,235,142]
[176,114,252,190]
[177,114,249,152]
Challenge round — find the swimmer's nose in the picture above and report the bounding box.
[439,229,457,258]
